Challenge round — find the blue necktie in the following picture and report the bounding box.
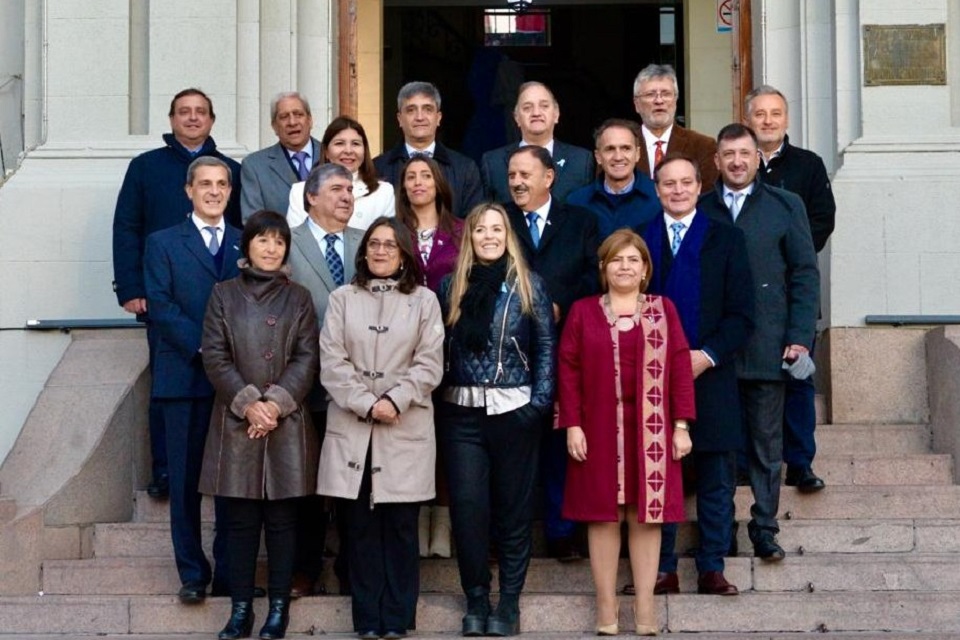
[669,221,685,256]
[293,151,310,181]
[324,234,344,286]
[527,212,541,248]
[204,226,220,255]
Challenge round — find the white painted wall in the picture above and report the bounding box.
[0,0,337,466]
[685,0,734,137]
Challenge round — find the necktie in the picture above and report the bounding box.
[204,226,220,255]
[411,150,433,159]
[669,221,685,256]
[324,233,344,286]
[293,151,310,181]
[726,192,744,221]
[654,140,665,168]
[526,212,541,248]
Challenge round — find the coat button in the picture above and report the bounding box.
[266,315,277,326]
[264,350,274,360]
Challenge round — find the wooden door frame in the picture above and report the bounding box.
[338,0,359,118]
[732,0,753,121]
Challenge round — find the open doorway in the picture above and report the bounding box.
[381,1,687,165]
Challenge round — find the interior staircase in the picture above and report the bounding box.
[1,328,959,637]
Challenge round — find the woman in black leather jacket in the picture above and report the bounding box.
[438,202,555,637]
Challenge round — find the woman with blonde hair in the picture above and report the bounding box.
[558,228,694,635]
[438,203,555,637]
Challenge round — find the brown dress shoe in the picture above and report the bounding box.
[697,571,739,596]
[289,573,315,599]
[653,572,679,595]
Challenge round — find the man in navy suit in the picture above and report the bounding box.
[482,82,594,205]
[144,156,242,604]
[113,88,241,500]
[642,155,754,596]
[504,145,599,561]
[373,81,484,217]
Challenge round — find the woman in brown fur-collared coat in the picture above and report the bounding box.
[200,211,319,640]
[317,217,444,639]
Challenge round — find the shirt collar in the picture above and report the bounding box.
[520,139,555,156]
[191,213,224,234]
[663,209,696,229]
[604,176,635,195]
[405,141,437,157]
[641,123,673,144]
[722,183,754,200]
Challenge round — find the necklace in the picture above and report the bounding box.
[601,293,644,331]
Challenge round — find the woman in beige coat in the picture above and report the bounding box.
[317,216,444,639]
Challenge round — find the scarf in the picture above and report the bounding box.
[455,256,508,353]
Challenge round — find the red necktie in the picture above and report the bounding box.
[654,140,665,168]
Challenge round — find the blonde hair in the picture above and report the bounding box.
[446,203,535,326]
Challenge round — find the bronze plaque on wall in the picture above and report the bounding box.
[863,24,946,86]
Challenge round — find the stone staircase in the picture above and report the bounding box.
[2,417,960,636]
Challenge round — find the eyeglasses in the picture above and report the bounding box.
[637,90,676,102]
[367,240,399,253]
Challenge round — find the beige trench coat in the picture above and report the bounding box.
[317,280,444,504]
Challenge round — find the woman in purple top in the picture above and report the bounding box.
[396,155,463,558]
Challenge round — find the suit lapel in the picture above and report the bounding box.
[342,228,364,283]
[181,221,217,278]
[293,223,337,292]
[537,200,564,250]
[267,143,298,185]
[220,227,242,278]
[506,204,536,253]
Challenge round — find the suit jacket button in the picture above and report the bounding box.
[266,315,277,326]
[264,350,274,360]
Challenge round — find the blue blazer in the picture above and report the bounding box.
[481,140,595,206]
[144,220,242,399]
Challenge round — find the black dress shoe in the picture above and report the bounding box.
[697,571,739,596]
[178,583,207,604]
[147,474,169,499]
[785,466,826,493]
[654,571,679,594]
[753,535,786,562]
[462,590,491,637]
[258,596,290,639]
[219,599,255,639]
[486,594,520,636]
[620,583,635,596]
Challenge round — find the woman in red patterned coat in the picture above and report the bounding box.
[558,228,694,636]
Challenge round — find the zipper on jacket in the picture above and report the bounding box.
[493,283,517,384]
[510,336,530,371]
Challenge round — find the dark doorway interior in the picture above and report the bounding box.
[382,2,685,164]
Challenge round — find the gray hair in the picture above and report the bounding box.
[744,84,788,116]
[396,81,442,111]
[632,63,680,97]
[303,163,353,211]
[270,91,312,123]
[186,156,232,186]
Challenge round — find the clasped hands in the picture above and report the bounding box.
[245,400,281,439]
[567,424,692,462]
[370,397,399,425]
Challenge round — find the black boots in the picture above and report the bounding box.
[258,597,290,639]
[218,599,254,640]
[486,593,520,636]
[461,588,491,636]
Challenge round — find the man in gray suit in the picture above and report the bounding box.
[240,91,320,221]
[287,163,365,597]
[699,123,819,562]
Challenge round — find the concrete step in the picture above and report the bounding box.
[727,485,960,520]
[0,497,15,523]
[815,423,931,455]
[96,517,960,560]
[41,552,960,597]
[811,453,953,486]
[134,491,213,523]
[5,636,960,640]
[3,592,960,634]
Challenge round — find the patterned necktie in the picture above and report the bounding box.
[669,221,685,256]
[204,226,220,255]
[324,233,344,286]
[293,151,310,181]
[654,140,665,168]
[526,212,541,248]
[411,150,433,159]
[726,192,744,221]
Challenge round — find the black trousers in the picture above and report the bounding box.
[346,457,420,633]
[740,380,786,537]
[294,410,330,584]
[222,496,298,600]
[439,402,541,597]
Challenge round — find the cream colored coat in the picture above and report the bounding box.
[317,279,444,504]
